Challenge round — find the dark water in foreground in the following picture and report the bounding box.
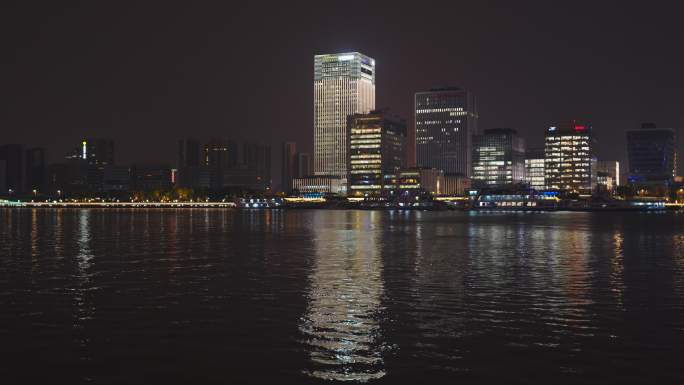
[1,209,683,384]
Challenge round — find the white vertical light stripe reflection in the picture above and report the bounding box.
[300,211,386,382]
[72,209,95,343]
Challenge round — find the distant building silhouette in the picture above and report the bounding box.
[282,142,296,193]
[627,123,676,196]
[0,144,26,195]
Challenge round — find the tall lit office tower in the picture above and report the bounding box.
[472,128,525,187]
[415,87,478,176]
[314,52,376,178]
[544,121,594,194]
[524,148,546,191]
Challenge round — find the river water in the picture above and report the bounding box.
[1,209,683,384]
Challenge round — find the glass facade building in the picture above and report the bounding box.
[347,110,405,196]
[524,148,545,191]
[314,52,375,179]
[626,123,676,195]
[544,121,594,194]
[472,128,525,187]
[415,87,478,176]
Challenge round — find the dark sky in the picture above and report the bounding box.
[3,1,684,178]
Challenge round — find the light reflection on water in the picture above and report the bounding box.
[300,211,387,382]
[0,209,683,384]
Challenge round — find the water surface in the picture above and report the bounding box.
[1,209,683,384]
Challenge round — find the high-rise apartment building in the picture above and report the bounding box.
[176,138,205,189]
[0,144,26,194]
[244,142,272,191]
[178,138,201,168]
[26,147,47,194]
[347,110,406,196]
[544,121,594,194]
[0,160,6,195]
[282,142,297,193]
[472,128,525,187]
[524,148,546,191]
[627,123,676,195]
[131,164,172,191]
[314,52,375,178]
[415,87,478,176]
[296,152,312,178]
[204,138,237,169]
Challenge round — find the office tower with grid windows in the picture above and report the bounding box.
[544,121,594,194]
[314,52,375,180]
[524,148,546,191]
[347,109,406,197]
[472,128,525,187]
[415,87,478,176]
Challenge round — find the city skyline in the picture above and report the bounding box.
[4,4,684,385]
[3,3,684,176]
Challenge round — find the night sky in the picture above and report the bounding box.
[3,1,684,178]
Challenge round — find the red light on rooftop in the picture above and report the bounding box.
[574,125,586,132]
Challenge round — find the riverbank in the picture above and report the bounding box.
[1,200,682,212]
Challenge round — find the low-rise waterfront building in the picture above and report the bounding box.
[292,175,345,195]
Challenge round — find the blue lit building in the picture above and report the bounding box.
[627,123,677,196]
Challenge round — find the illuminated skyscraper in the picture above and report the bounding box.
[544,121,594,194]
[314,52,376,179]
[415,87,478,176]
